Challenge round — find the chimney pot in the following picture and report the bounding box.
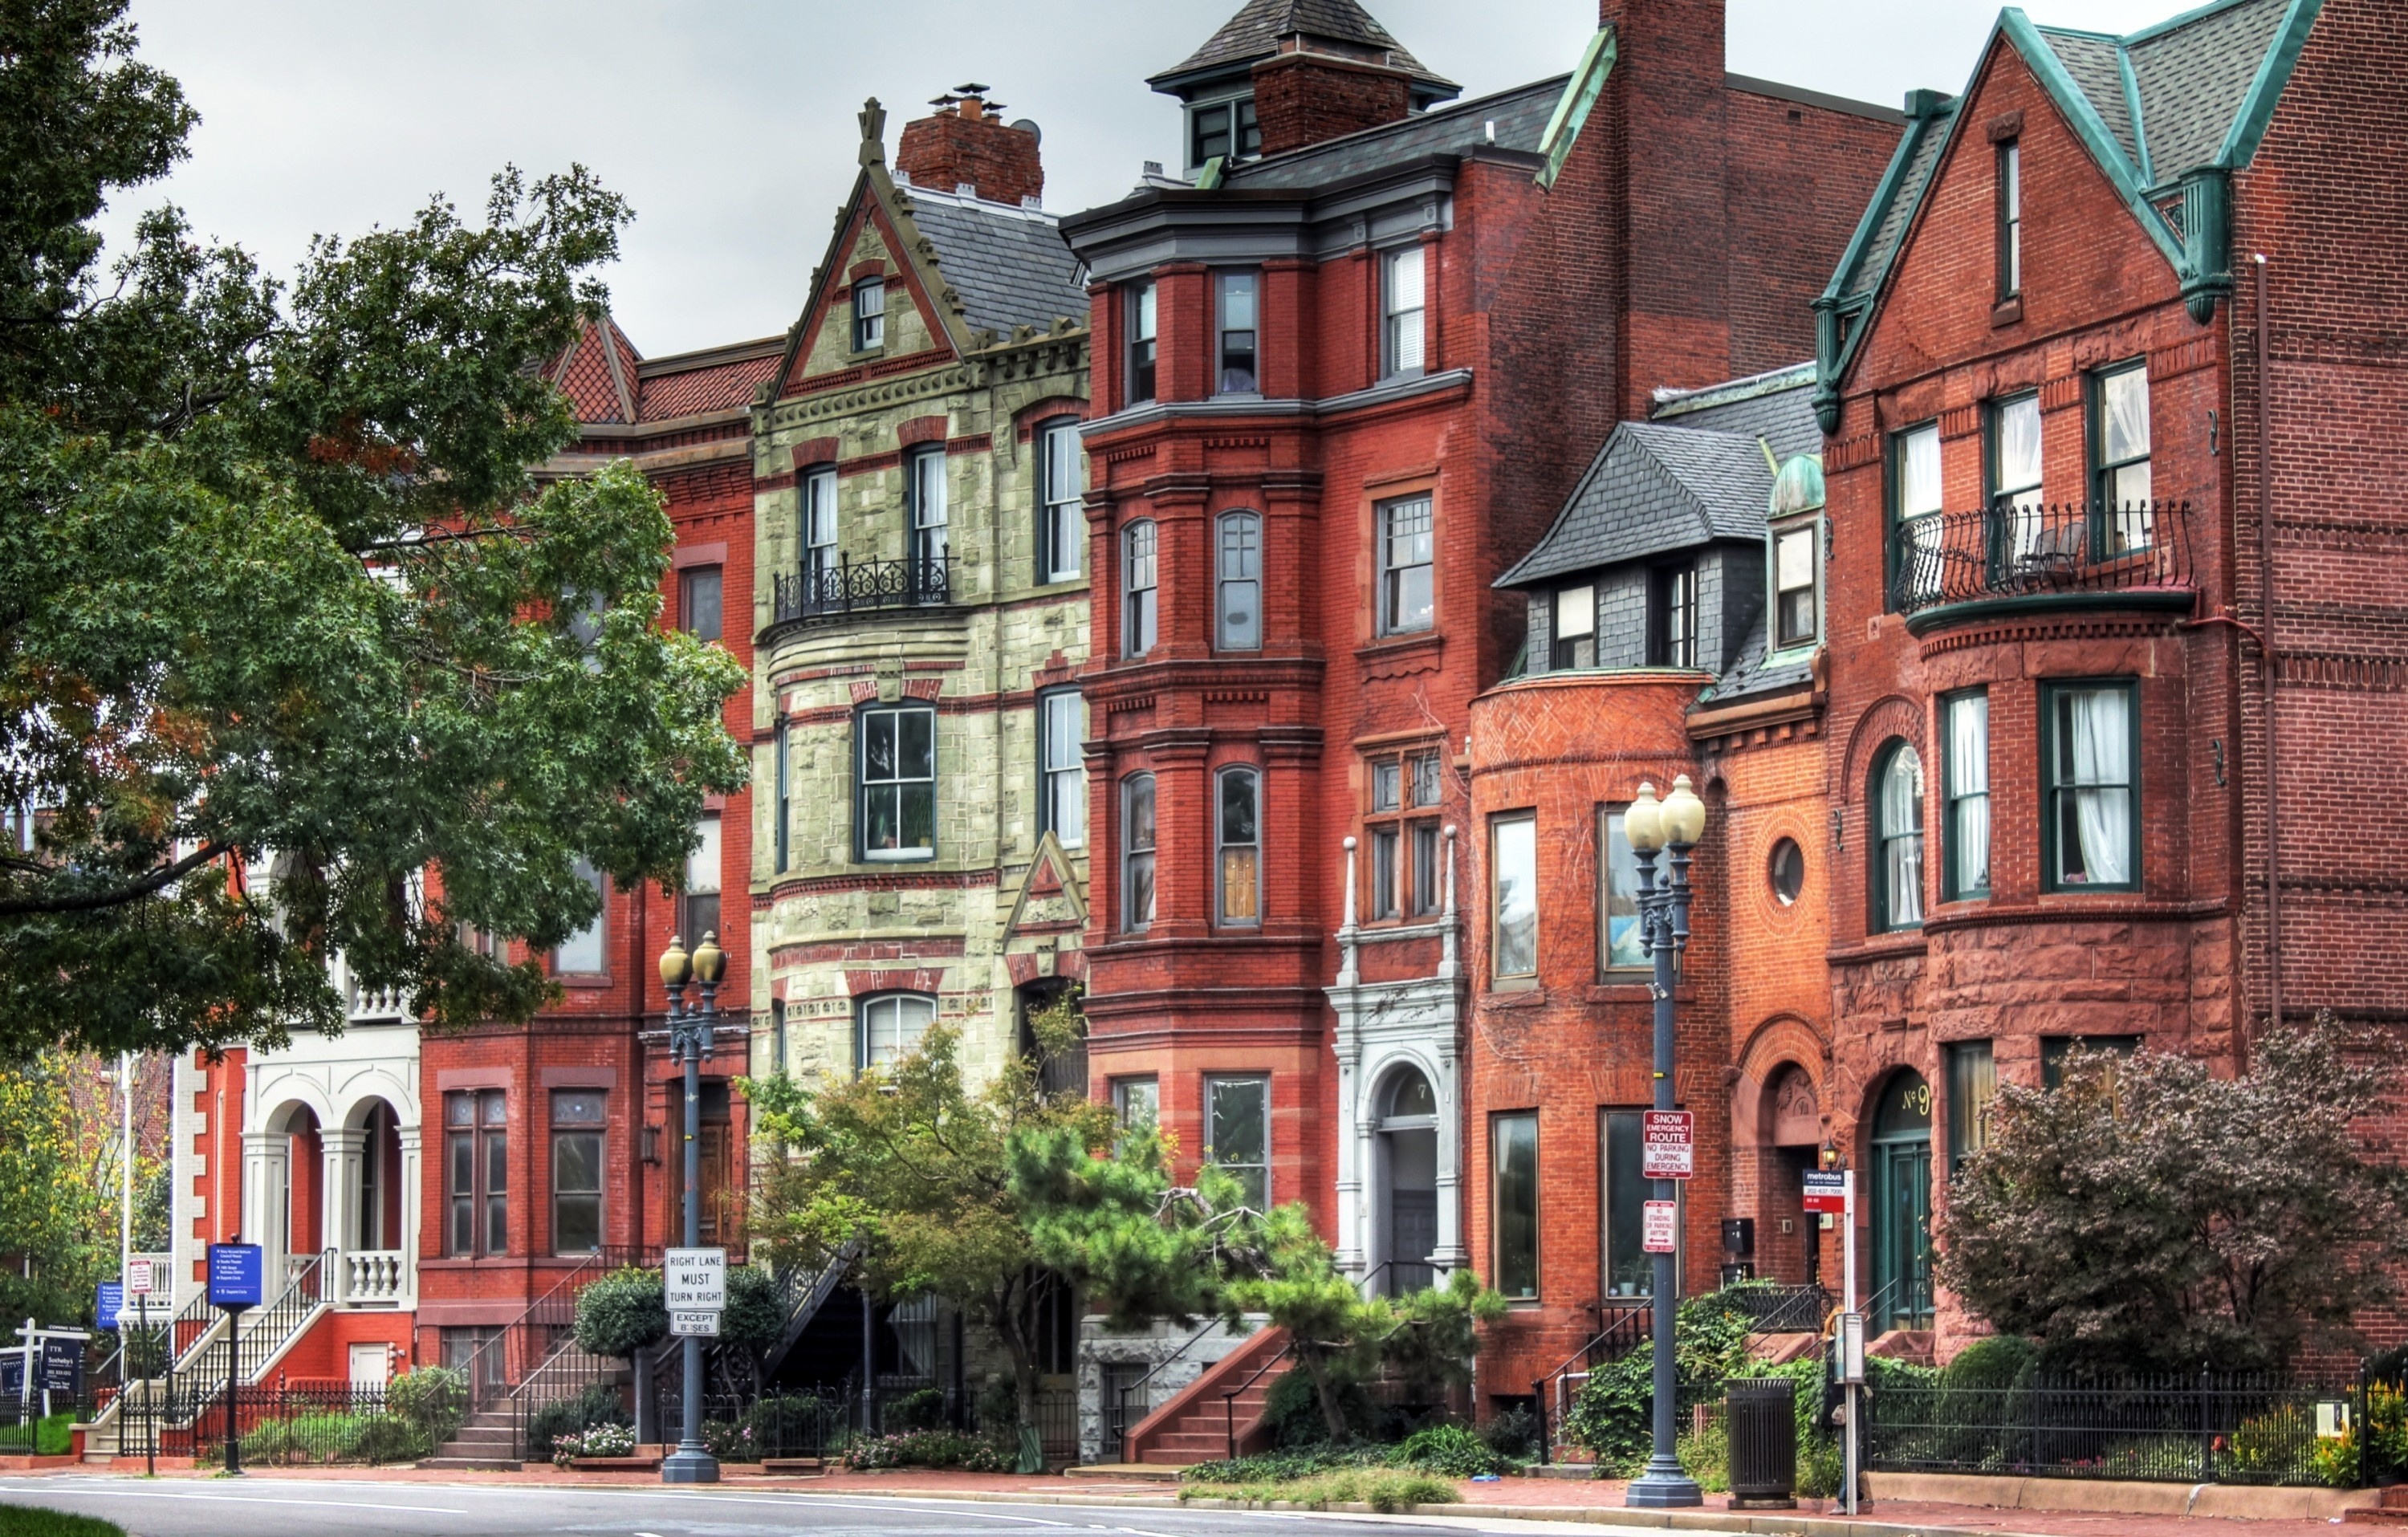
[894,84,1045,207]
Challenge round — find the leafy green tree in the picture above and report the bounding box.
[718,1264,785,1393]
[0,1060,111,1322]
[1940,1016,2408,1373]
[746,1006,1114,1472]
[0,0,745,1061]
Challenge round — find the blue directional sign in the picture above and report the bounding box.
[207,1243,264,1310]
[96,1282,124,1331]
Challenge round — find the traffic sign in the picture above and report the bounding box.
[664,1247,726,1311]
[127,1258,155,1296]
[208,1243,264,1310]
[1642,1198,1680,1254]
[1641,1110,1695,1180]
[669,1310,721,1338]
[1802,1169,1851,1214]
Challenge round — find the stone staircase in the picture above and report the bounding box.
[1124,1328,1291,1466]
[2345,1487,2408,1527]
[421,1405,526,1471]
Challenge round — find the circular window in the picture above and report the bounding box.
[1768,838,1805,906]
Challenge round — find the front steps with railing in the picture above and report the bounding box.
[420,1405,531,1471]
[79,1252,334,1459]
[1123,1328,1291,1466]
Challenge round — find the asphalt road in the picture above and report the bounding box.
[0,1478,1675,1537]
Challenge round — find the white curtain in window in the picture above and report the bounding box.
[1883,746,1925,928]
[1949,695,1989,894]
[2103,369,2150,470]
[1902,425,1943,515]
[2067,689,2132,884]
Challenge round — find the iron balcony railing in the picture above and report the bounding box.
[1889,500,2195,620]
[771,553,953,624]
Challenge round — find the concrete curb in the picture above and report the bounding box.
[1865,1472,2379,1522]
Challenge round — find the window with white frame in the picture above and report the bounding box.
[682,815,721,948]
[1383,246,1425,377]
[1379,495,1434,635]
[803,465,838,592]
[1997,141,2021,301]
[554,858,607,974]
[857,704,936,860]
[907,446,947,571]
[550,1090,604,1256]
[1552,583,1596,669]
[1217,510,1262,650]
[1990,392,2044,563]
[1218,271,1259,394]
[1491,813,1537,979]
[1597,807,1646,973]
[1039,689,1085,848]
[1122,520,1157,657]
[858,992,936,1071]
[1774,524,1818,649]
[1121,773,1156,932]
[852,276,885,352]
[1217,766,1260,925]
[1039,420,1083,583]
[1649,563,1696,668]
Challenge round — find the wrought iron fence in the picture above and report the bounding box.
[1866,1368,2367,1486]
[119,1382,453,1468]
[1889,500,2194,618]
[772,555,953,624]
[1533,1299,1651,1464]
[1722,1282,1832,1334]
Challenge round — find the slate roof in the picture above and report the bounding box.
[1150,0,1457,93]
[902,188,1089,335]
[1495,422,1775,591]
[1221,74,1568,191]
[1709,609,1817,704]
[1824,0,2318,313]
[1651,364,1823,461]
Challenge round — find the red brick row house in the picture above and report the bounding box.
[1804,0,2408,1352]
[1057,0,1899,1425]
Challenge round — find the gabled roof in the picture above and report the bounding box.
[1495,422,1775,591]
[896,186,1088,336]
[769,100,1088,402]
[547,318,782,429]
[1149,0,1458,96]
[1812,0,2324,429]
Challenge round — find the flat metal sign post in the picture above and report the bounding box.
[207,1244,262,1474]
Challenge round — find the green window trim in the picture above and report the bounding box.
[1869,738,1926,933]
[2040,678,2142,894]
[1940,689,1991,902]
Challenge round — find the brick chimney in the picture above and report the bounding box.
[895,84,1043,205]
[1250,39,1415,157]
[1598,0,1734,413]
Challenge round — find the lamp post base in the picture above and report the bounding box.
[661,1446,720,1484]
[1624,1459,1704,1508]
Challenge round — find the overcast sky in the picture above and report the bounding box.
[105,0,2183,360]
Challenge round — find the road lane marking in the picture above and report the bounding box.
[0,1485,468,1515]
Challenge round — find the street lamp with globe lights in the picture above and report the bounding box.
[659,929,724,1485]
[1622,774,1706,1510]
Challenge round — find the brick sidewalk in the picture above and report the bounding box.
[20,1460,2367,1537]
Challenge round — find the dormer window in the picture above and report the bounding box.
[1773,525,1817,649]
[1552,583,1595,669]
[852,277,885,352]
[1189,95,1260,170]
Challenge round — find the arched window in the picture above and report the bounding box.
[1122,520,1157,658]
[1217,766,1261,925]
[1872,741,1925,931]
[1121,773,1156,933]
[857,702,937,862]
[858,993,936,1071]
[1383,1067,1437,1124]
[1216,511,1262,650]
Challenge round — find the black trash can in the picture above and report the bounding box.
[1726,1376,1798,1509]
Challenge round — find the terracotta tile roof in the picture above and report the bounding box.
[636,349,782,419]
[550,315,640,425]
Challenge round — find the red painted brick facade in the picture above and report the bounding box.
[896,91,1043,206]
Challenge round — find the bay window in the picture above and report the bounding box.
[1872,741,1925,931]
[1217,510,1261,650]
[1122,520,1157,657]
[1038,689,1085,848]
[1217,766,1260,925]
[858,703,937,861]
[2044,680,2138,890]
[859,993,937,1071]
[1121,774,1156,933]
[1038,420,1083,583]
[1491,813,1537,980]
[1944,691,1991,901]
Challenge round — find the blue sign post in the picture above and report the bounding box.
[205,1244,263,1473]
[96,1283,124,1332]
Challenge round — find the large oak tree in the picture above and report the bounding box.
[0,0,745,1059]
